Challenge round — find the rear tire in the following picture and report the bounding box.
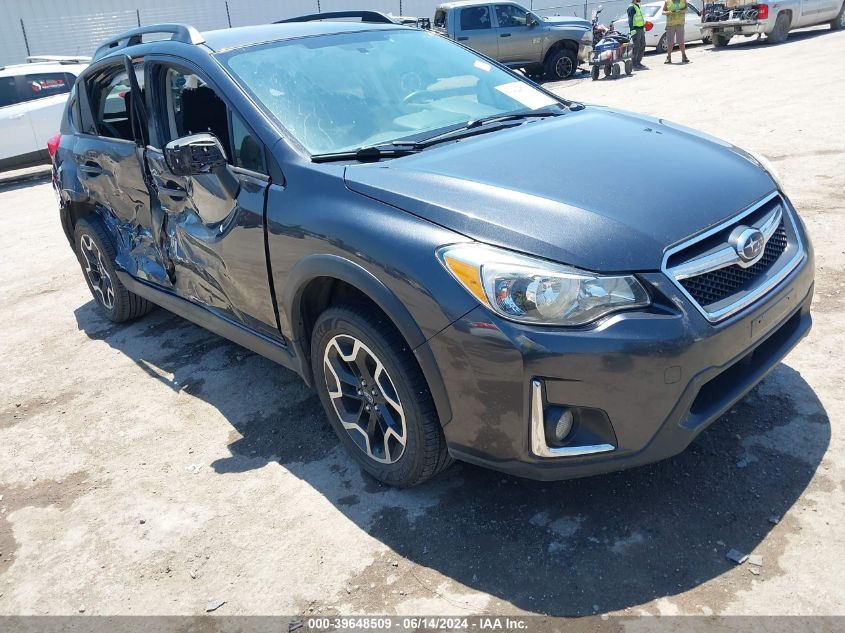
[544,48,577,80]
[624,59,634,75]
[591,65,600,80]
[611,63,621,79]
[73,217,154,323]
[712,33,732,47]
[767,13,790,43]
[831,2,845,29]
[656,33,668,54]
[311,304,452,487]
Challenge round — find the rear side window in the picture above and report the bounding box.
[0,76,20,107]
[434,8,448,28]
[20,72,72,102]
[88,65,143,141]
[460,6,493,30]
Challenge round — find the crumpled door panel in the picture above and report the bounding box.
[145,149,278,336]
[72,136,171,287]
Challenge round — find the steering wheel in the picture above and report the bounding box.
[402,89,434,105]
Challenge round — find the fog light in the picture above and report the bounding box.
[545,407,574,444]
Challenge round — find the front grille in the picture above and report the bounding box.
[680,220,788,307]
[663,192,805,322]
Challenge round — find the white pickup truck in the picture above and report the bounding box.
[701,0,845,46]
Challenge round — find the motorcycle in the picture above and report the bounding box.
[591,5,609,45]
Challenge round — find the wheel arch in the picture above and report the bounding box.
[543,37,579,65]
[283,254,453,426]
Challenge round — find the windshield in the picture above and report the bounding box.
[221,29,558,155]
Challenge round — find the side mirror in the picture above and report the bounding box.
[528,15,539,26]
[164,133,227,177]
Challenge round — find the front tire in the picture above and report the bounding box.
[767,13,790,43]
[311,304,452,487]
[73,217,154,323]
[544,48,577,80]
[831,2,845,29]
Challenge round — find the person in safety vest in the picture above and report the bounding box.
[627,0,648,70]
[663,0,690,63]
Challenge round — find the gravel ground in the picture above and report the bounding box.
[0,26,843,618]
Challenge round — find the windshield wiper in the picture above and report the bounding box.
[311,145,420,163]
[311,108,567,163]
[465,109,565,129]
[392,108,566,150]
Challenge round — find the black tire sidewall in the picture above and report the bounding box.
[546,49,576,80]
[310,306,437,487]
[657,33,667,53]
[769,14,789,42]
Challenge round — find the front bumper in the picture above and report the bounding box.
[422,241,814,480]
[578,43,593,63]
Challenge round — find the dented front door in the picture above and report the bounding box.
[144,148,279,339]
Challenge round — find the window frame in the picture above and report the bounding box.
[0,75,22,109]
[494,4,530,28]
[83,61,142,143]
[17,72,74,103]
[460,5,494,30]
[147,59,271,180]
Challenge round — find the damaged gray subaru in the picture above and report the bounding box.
[53,18,813,486]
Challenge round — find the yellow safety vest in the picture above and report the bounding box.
[630,3,645,27]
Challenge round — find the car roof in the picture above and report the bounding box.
[436,1,503,9]
[201,21,409,53]
[0,61,88,78]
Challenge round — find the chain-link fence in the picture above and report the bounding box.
[0,0,633,68]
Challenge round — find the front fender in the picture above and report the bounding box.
[284,253,455,426]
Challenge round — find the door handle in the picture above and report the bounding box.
[457,36,469,40]
[10,113,25,120]
[500,32,512,37]
[79,161,103,176]
[156,182,187,198]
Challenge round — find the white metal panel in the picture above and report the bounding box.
[231,0,320,26]
[320,0,402,13]
[25,11,140,60]
[140,3,230,32]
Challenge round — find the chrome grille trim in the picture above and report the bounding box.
[671,204,783,280]
[662,192,806,323]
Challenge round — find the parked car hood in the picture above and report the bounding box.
[543,16,591,29]
[343,107,776,272]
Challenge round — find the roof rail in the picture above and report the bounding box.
[92,24,205,61]
[275,11,399,25]
[27,55,92,64]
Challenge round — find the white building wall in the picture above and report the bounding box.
[0,0,620,68]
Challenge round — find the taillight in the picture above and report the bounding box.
[756,3,769,18]
[47,133,61,162]
[645,21,654,31]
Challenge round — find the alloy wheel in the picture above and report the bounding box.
[80,234,115,310]
[323,334,407,464]
[555,57,574,79]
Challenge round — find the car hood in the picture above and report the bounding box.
[543,16,591,29]
[343,107,777,272]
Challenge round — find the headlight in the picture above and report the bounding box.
[437,244,650,326]
[748,150,785,192]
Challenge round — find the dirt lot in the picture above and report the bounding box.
[1,26,844,619]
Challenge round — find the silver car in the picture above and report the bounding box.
[612,1,711,52]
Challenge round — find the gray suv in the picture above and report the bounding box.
[53,19,813,487]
